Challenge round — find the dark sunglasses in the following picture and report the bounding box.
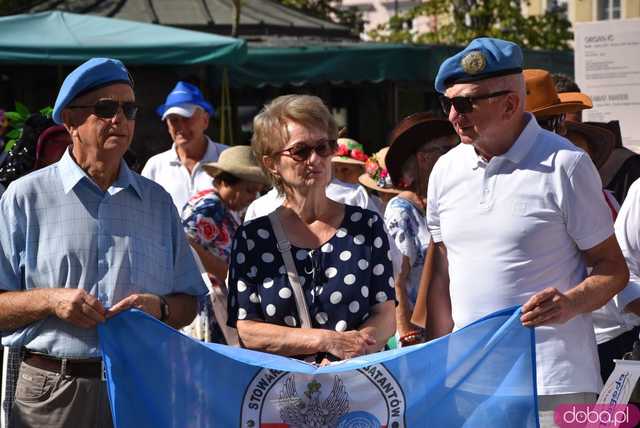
[274,139,338,162]
[537,114,566,134]
[67,99,139,120]
[439,90,512,115]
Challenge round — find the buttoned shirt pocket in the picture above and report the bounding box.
[130,238,173,295]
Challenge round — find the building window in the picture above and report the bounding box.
[597,0,621,20]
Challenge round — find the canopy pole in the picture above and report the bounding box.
[219,68,233,146]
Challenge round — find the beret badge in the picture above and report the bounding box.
[461,51,486,75]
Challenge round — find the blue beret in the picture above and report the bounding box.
[52,58,132,124]
[434,38,523,94]
[156,81,214,119]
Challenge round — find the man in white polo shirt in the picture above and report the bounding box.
[142,81,228,212]
[426,37,629,426]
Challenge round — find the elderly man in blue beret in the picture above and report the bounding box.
[0,58,207,427]
[424,38,629,425]
[142,81,228,212]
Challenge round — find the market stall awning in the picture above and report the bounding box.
[0,11,247,65]
[224,43,573,87]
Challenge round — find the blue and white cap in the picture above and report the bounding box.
[156,81,214,120]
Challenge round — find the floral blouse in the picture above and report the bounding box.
[384,196,430,306]
[227,205,396,336]
[181,189,239,344]
[182,189,237,261]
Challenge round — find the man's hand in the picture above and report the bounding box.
[49,289,107,328]
[521,287,577,327]
[323,330,377,360]
[107,293,162,320]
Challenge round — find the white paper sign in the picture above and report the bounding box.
[574,19,640,152]
[598,360,640,405]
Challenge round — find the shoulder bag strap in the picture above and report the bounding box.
[268,208,313,329]
[189,247,240,347]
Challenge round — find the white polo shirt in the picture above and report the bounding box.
[141,137,228,212]
[427,114,614,395]
[604,179,640,333]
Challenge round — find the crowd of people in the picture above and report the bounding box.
[0,36,639,428]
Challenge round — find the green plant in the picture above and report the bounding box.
[2,102,53,153]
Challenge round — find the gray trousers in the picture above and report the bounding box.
[10,362,113,428]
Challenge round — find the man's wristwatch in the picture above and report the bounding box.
[159,295,170,322]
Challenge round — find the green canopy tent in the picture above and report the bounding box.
[0,11,247,65]
[224,43,573,87]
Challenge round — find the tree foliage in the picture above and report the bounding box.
[367,0,573,51]
[277,0,365,35]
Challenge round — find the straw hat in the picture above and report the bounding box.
[524,69,592,117]
[202,145,270,186]
[385,112,456,188]
[332,138,368,165]
[358,147,401,194]
[565,121,615,169]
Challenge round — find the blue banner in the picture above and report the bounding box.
[98,306,538,427]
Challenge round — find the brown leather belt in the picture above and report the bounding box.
[23,351,103,378]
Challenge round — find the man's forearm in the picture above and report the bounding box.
[0,289,53,330]
[425,243,453,340]
[567,261,628,315]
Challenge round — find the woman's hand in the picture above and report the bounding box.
[323,330,377,360]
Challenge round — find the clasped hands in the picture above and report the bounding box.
[49,288,164,328]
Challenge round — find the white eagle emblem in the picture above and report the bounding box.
[279,376,349,428]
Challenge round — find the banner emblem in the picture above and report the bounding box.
[241,364,406,427]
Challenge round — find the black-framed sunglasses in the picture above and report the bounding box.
[67,99,139,120]
[273,139,338,162]
[537,114,566,134]
[439,90,512,115]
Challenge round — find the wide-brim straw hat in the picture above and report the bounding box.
[385,112,456,188]
[358,147,401,194]
[524,69,592,117]
[565,121,615,169]
[202,145,270,186]
[332,138,368,165]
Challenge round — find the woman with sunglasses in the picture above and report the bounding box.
[227,95,396,362]
[384,113,457,347]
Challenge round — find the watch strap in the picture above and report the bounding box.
[159,295,169,321]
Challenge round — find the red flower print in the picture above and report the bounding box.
[217,222,231,247]
[196,217,219,243]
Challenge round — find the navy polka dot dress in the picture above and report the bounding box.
[227,205,396,333]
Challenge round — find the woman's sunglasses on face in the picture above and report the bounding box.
[67,99,139,120]
[439,90,512,115]
[273,139,338,162]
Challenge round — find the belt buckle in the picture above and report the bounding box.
[101,360,107,382]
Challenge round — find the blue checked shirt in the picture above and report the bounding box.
[0,149,207,358]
